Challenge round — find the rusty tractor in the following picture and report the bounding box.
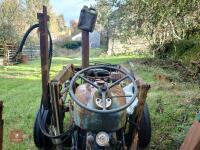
[14,6,151,150]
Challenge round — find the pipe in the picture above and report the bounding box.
[82,30,89,68]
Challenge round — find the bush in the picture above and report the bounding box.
[63,41,81,49]
[154,39,200,64]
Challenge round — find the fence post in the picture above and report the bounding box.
[0,101,3,150]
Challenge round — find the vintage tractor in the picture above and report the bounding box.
[15,6,151,150]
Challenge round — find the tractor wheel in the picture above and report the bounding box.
[33,106,52,149]
[138,103,151,148]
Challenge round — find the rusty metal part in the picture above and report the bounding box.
[82,30,89,68]
[130,79,151,149]
[96,79,105,86]
[180,120,200,150]
[48,65,75,138]
[49,82,61,135]
[109,85,126,106]
[110,72,123,81]
[53,64,75,85]
[75,83,93,105]
[74,83,127,131]
[70,65,137,114]
[9,130,24,143]
[0,101,3,150]
[37,6,50,109]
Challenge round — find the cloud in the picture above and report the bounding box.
[50,0,95,25]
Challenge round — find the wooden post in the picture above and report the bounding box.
[0,101,3,150]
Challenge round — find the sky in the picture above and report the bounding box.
[50,0,96,26]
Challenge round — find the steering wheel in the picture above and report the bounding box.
[69,65,138,114]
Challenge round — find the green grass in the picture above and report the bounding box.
[130,59,199,149]
[0,56,199,149]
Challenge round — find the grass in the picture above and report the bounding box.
[0,55,199,149]
[130,59,199,149]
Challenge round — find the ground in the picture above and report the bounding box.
[0,53,199,149]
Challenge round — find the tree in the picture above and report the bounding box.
[0,0,67,44]
[95,0,200,49]
[94,0,112,46]
[69,19,79,37]
[0,0,24,43]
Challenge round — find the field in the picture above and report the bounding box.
[0,55,199,149]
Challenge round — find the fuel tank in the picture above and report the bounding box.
[74,83,127,131]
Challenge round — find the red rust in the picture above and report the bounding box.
[75,84,126,106]
[82,30,89,68]
[75,83,93,105]
[180,120,200,150]
[53,64,75,84]
[9,130,24,143]
[37,6,50,108]
[109,85,126,106]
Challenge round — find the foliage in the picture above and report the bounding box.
[63,41,81,49]
[93,0,112,46]
[129,58,199,149]
[0,0,25,42]
[95,0,200,50]
[0,0,66,43]
[161,40,200,64]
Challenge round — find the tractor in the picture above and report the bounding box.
[14,6,151,150]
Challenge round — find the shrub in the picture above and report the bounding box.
[154,39,200,65]
[63,41,81,49]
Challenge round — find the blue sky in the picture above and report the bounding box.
[50,0,95,26]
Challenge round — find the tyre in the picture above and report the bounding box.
[138,103,151,148]
[33,106,52,149]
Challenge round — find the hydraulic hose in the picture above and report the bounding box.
[38,98,74,140]
[15,24,73,141]
[12,23,53,70]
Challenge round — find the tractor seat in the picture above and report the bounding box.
[86,69,110,78]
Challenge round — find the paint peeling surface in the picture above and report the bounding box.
[74,83,127,131]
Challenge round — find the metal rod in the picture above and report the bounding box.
[82,30,89,68]
[37,6,50,109]
[0,101,3,150]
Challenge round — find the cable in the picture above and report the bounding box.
[38,98,74,139]
[12,24,39,59]
[12,23,53,70]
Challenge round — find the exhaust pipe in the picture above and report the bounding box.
[78,6,97,68]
